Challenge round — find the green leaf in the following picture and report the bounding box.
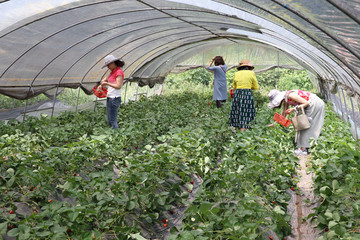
[320,186,332,198]
[129,233,147,240]
[326,230,337,239]
[157,197,165,206]
[36,231,51,237]
[334,225,346,236]
[273,206,285,215]
[199,203,213,214]
[332,180,339,191]
[7,228,19,237]
[52,225,67,233]
[126,201,136,210]
[332,212,340,222]
[179,231,194,240]
[145,217,152,223]
[6,168,15,176]
[324,210,333,219]
[328,221,337,229]
[7,176,15,187]
[0,222,7,235]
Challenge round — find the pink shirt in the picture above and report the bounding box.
[286,90,310,106]
[107,67,124,98]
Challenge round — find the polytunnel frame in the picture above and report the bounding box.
[209,0,360,89]
[0,1,354,88]
[2,0,356,89]
[12,6,242,116]
[21,13,350,119]
[10,6,246,87]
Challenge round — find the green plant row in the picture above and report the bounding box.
[308,110,360,239]
[0,90,359,240]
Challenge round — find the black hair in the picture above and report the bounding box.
[114,60,125,67]
[237,66,251,71]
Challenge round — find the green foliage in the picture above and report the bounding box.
[166,68,212,87]
[307,107,360,239]
[0,68,358,240]
[256,69,316,93]
[0,91,299,239]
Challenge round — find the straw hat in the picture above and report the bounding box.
[102,55,122,69]
[238,59,254,70]
[267,89,286,109]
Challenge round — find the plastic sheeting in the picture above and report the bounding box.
[0,0,359,100]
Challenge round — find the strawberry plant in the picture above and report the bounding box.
[0,87,358,240]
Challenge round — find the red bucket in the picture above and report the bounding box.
[229,89,235,98]
[92,86,108,98]
[273,112,292,127]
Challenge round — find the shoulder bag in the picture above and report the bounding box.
[291,106,311,131]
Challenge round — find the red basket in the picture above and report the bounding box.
[273,112,292,127]
[229,89,235,98]
[92,86,108,98]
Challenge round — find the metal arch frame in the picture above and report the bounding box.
[1,2,358,115]
[111,32,218,75]
[122,36,229,79]
[0,7,175,79]
[327,0,360,25]
[30,24,200,89]
[140,29,329,84]
[207,0,359,90]
[0,1,348,84]
[0,6,260,93]
[97,1,344,82]
[51,27,209,115]
[1,0,358,84]
[269,0,360,63]
[134,38,232,78]
[248,29,352,91]
[138,0,238,45]
[1,3,252,79]
[0,0,133,38]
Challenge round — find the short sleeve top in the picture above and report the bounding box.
[232,70,259,90]
[107,67,124,98]
[286,90,310,106]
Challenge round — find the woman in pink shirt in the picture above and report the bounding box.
[98,55,125,129]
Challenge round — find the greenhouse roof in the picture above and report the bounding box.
[0,0,359,99]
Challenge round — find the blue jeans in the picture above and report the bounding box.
[106,97,121,129]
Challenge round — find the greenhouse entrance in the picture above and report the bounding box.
[1,0,360,239]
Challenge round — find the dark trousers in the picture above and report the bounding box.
[216,100,226,108]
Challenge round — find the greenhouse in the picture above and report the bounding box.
[0,0,360,239]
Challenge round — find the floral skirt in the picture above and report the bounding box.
[228,89,256,128]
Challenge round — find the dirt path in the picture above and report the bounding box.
[287,155,320,240]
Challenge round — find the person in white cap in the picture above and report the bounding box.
[98,55,125,129]
[267,89,325,155]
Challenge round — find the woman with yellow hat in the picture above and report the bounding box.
[229,59,259,131]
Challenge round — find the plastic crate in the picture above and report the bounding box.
[92,86,108,98]
[273,112,292,127]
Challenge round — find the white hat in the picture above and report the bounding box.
[268,89,286,109]
[102,55,121,69]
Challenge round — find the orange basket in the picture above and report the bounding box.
[273,112,292,127]
[229,89,235,98]
[92,86,108,98]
